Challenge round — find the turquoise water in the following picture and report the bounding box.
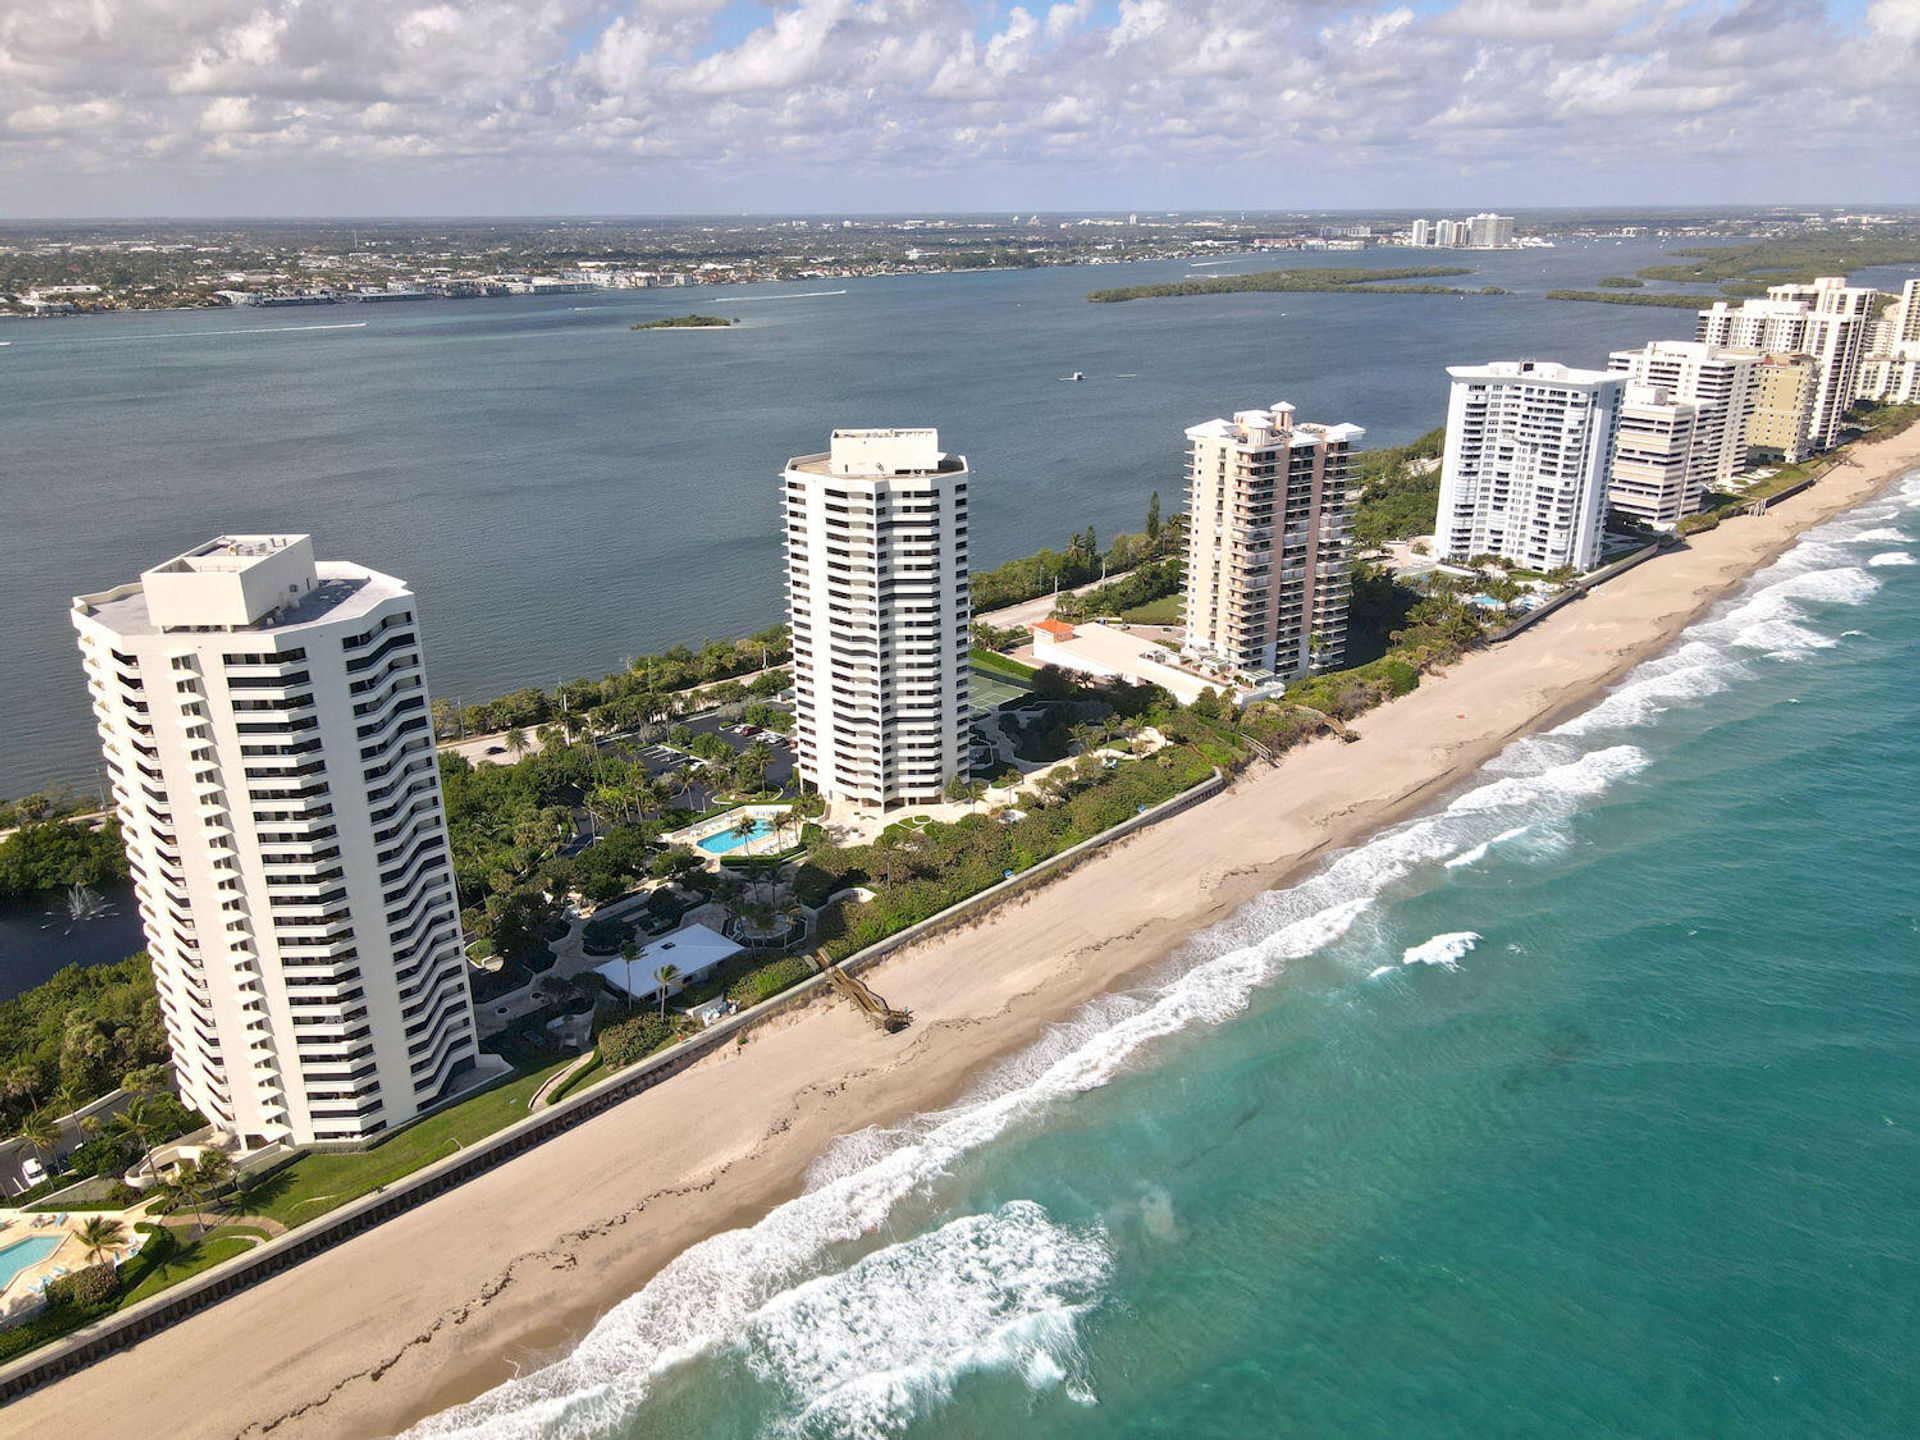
[0,1235,62,1286]
[415,475,1920,1439]
[700,819,776,856]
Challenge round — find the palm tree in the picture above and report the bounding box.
[504,726,530,759]
[75,1215,127,1266]
[193,1149,235,1218]
[107,1096,161,1187]
[17,1107,61,1187]
[619,938,640,1013]
[655,963,681,1018]
[729,813,758,854]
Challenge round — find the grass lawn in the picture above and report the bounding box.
[248,1059,574,1228]
[120,1228,261,1305]
[1117,593,1183,625]
[547,1055,604,1106]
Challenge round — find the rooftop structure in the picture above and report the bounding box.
[1030,619,1219,706]
[592,924,743,1004]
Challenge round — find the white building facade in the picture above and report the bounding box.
[1608,384,1699,530]
[1697,277,1878,450]
[1434,361,1627,572]
[1607,340,1759,512]
[783,429,971,809]
[1857,278,1920,405]
[1183,403,1361,678]
[1466,213,1515,249]
[73,537,480,1148]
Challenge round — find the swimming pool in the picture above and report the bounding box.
[0,1234,62,1287]
[697,818,775,855]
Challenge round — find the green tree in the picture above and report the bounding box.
[74,1215,127,1266]
[17,1107,61,1184]
[655,963,681,1018]
[107,1095,162,1187]
[1146,491,1161,543]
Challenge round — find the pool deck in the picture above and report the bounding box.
[661,804,797,860]
[0,1209,145,1321]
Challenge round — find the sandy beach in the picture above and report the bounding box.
[9,426,1918,1440]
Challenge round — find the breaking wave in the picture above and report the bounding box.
[1869,551,1915,568]
[1400,932,1481,970]
[405,471,1910,1440]
[740,1201,1106,1439]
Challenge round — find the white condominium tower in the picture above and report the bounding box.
[1434,361,1627,572]
[1858,278,1920,404]
[1466,212,1515,249]
[1696,277,1878,450]
[1183,402,1362,679]
[73,536,479,1148]
[1607,340,1759,514]
[1608,384,1699,530]
[782,428,970,809]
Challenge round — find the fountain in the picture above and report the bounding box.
[41,885,118,935]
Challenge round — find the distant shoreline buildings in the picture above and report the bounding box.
[1405,213,1518,250]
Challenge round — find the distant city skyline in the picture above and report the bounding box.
[2,0,1916,218]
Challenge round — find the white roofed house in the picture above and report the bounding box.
[593,923,744,1006]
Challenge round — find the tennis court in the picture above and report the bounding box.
[969,662,1032,716]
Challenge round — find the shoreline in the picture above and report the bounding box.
[5,425,1917,1439]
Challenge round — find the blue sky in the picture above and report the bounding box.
[1,0,1915,217]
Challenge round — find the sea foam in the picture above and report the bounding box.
[1400,932,1481,970]
[739,1201,1106,1439]
[1869,551,1916,568]
[405,474,1901,1440]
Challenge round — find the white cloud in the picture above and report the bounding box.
[0,0,1911,212]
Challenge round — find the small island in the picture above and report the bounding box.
[631,314,734,329]
[1086,266,1484,303]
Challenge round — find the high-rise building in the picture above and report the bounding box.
[1746,354,1819,463]
[1607,340,1759,509]
[1434,361,1627,572]
[1465,212,1515,249]
[1409,218,1432,248]
[782,428,971,809]
[1182,403,1361,678]
[72,536,481,1148]
[1434,218,1465,248]
[1697,277,1878,450]
[1857,278,1920,405]
[1608,383,1699,530]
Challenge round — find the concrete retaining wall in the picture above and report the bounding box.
[0,766,1225,1401]
[1490,537,1676,644]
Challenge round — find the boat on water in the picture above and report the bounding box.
[1061,371,1084,381]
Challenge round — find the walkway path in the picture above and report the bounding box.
[528,1053,598,1113]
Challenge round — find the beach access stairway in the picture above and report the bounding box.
[0,764,1224,1403]
[811,951,911,1032]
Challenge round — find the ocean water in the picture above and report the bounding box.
[20,240,1920,796]
[406,471,1920,1439]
